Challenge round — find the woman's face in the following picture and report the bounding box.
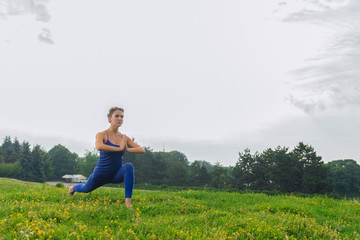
[109,110,124,127]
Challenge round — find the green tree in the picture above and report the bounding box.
[128,149,190,186]
[249,153,271,191]
[44,152,55,181]
[188,161,210,187]
[169,150,189,167]
[20,141,35,181]
[291,142,329,194]
[78,149,99,177]
[123,148,136,164]
[165,160,187,186]
[196,160,213,172]
[0,162,21,178]
[6,152,20,164]
[210,162,232,188]
[326,159,360,197]
[1,136,12,151]
[13,138,21,154]
[232,148,256,190]
[11,138,22,163]
[1,136,21,163]
[233,149,271,191]
[0,146,4,163]
[129,147,166,185]
[31,145,46,183]
[48,144,79,180]
[264,147,301,192]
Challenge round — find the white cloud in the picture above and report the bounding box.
[0,0,52,43]
[271,0,350,21]
[0,0,50,21]
[273,0,360,113]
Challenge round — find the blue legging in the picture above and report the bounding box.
[73,163,134,198]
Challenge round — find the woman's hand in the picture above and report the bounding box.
[119,134,128,151]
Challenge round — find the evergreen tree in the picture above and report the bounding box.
[44,152,55,181]
[249,153,270,190]
[20,141,35,181]
[232,148,256,190]
[12,139,22,164]
[32,145,46,183]
[264,147,301,192]
[292,142,329,194]
[0,146,4,163]
[1,136,20,163]
[13,138,21,153]
[0,137,22,178]
[1,136,12,151]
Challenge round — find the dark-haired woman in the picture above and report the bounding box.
[68,107,145,209]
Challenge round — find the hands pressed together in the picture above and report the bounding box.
[120,134,145,154]
[120,134,128,151]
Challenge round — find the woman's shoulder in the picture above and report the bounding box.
[96,130,107,138]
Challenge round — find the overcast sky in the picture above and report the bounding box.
[1,0,359,166]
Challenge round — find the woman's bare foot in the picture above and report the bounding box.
[125,198,132,209]
[68,186,75,196]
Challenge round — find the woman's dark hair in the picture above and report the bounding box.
[107,107,124,119]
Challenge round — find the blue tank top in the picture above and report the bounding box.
[94,131,125,178]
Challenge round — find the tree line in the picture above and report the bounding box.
[0,136,359,197]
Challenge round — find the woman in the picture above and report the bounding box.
[68,107,145,209]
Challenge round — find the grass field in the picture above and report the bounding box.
[1,178,360,239]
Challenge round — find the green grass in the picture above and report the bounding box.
[1,177,359,239]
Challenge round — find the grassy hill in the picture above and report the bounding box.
[0,177,359,239]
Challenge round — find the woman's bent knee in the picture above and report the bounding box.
[124,163,134,172]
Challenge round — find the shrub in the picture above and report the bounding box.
[55,182,65,188]
[0,162,21,178]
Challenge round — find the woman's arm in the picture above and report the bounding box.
[125,137,145,154]
[95,132,126,152]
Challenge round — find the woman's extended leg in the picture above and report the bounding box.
[112,163,135,207]
[72,173,105,193]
